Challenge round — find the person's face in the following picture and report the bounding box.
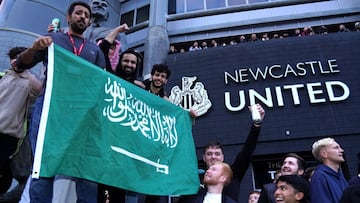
[151,71,168,88]
[281,157,303,176]
[203,146,224,168]
[120,53,137,75]
[274,181,303,203]
[203,163,225,186]
[67,5,90,34]
[248,193,260,203]
[322,141,345,163]
[91,0,109,18]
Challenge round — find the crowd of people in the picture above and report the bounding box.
[168,22,360,54]
[0,1,359,203]
[1,1,189,203]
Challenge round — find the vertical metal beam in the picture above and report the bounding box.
[142,0,169,80]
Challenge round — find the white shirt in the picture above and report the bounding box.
[203,192,222,203]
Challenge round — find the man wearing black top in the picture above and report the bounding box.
[97,48,145,203]
[143,64,171,99]
[180,162,237,203]
[193,104,265,202]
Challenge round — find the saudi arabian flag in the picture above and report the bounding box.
[32,44,200,195]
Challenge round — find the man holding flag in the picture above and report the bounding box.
[16,1,106,202]
[17,1,199,203]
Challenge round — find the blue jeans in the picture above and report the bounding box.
[28,94,44,155]
[28,95,98,202]
[30,175,98,203]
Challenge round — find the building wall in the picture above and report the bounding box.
[0,0,121,72]
[0,0,359,201]
[166,32,360,201]
[126,0,360,49]
[0,28,42,75]
[1,0,359,69]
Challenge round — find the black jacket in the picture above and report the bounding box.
[224,124,261,201]
[197,124,261,202]
[179,187,237,203]
[340,184,360,203]
[258,183,276,203]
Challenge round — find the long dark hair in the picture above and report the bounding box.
[114,49,142,83]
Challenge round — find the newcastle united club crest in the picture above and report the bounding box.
[169,76,212,116]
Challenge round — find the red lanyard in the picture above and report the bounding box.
[67,32,86,56]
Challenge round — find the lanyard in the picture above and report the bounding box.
[67,32,86,56]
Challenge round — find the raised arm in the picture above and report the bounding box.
[104,23,129,44]
[231,103,265,180]
[98,24,129,71]
[224,104,265,201]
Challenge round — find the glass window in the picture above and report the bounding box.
[228,0,247,6]
[177,0,185,13]
[186,0,204,12]
[248,0,269,3]
[168,0,280,14]
[206,0,225,9]
[169,0,185,14]
[168,0,176,14]
[121,10,134,26]
[136,5,150,24]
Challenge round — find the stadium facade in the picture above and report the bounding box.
[0,0,359,201]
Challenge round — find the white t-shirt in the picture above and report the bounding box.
[203,192,222,203]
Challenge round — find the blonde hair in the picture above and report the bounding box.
[312,137,334,162]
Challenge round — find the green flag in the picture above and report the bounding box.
[32,44,200,195]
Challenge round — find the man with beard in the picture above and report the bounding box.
[16,2,105,202]
[179,162,237,203]
[98,48,144,203]
[96,25,142,86]
[144,64,171,99]
[113,49,145,88]
[258,153,306,203]
[130,65,170,203]
[175,104,264,203]
[195,104,264,203]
